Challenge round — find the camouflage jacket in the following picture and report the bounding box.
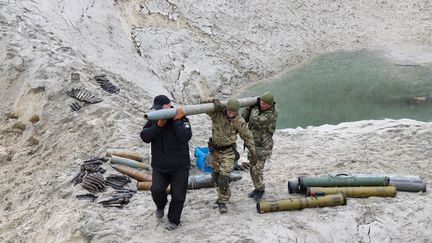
[242,103,278,148]
[207,110,255,152]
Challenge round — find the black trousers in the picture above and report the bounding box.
[151,169,189,225]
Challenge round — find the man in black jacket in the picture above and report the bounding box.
[140,95,192,230]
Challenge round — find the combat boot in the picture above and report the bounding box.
[253,190,265,200]
[155,208,164,219]
[248,189,259,198]
[218,203,228,214]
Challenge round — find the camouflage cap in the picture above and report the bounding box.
[226,98,240,112]
[260,92,274,105]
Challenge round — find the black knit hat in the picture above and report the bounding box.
[151,95,171,110]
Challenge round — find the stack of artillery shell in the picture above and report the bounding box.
[110,155,150,170]
[307,186,397,198]
[98,191,135,208]
[257,193,347,213]
[330,173,427,192]
[95,75,120,94]
[111,165,152,182]
[105,174,131,190]
[66,88,103,104]
[82,173,106,193]
[70,102,82,112]
[71,158,107,186]
[136,173,243,191]
[106,149,143,162]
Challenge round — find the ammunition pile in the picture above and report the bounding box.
[71,157,108,186]
[98,191,136,208]
[95,75,120,94]
[67,88,103,104]
[82,173,106,193]
[105,174,132,190]
[71,153,144,209]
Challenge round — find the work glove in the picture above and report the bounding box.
[157,119,167,127]
[213,99,224,111]
[173,107,186,120]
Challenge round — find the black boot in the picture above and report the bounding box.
[248,189,259,198]
[253,190,265,200]
[218,203,228,214]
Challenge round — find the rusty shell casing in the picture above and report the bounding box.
[136,182,170,193]
[257,193,347,214]
[306,186,397,198]
[111,165,152,182]
[106,149,143,162]
[110,155,150,170]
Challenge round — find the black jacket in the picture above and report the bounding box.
[140,117,192,173]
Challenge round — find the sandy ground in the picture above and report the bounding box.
[0,0,431,242]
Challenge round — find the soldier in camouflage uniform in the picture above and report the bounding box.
[203,98,258,213]
[242,92,278,200]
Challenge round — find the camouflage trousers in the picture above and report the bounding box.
[211,148,236,204]
[248,146,272,191]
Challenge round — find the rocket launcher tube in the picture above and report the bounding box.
[388,181,426,192]
[299,175,390,191]
[144,97,259,120]
[257,193,347,213]
[330,173,422,183]
[110,155,150,170]
[330,173,426,192]
[307,186,397,198]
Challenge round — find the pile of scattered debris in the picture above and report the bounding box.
[67,74,120,112]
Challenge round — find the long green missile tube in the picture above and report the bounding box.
[144,97,258,120]
[330,173,422,183]
[257,193,347,213]
[307,186,397,198]
[110,155,150,170]
[298,175,389,191]
[330,173,426,192]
